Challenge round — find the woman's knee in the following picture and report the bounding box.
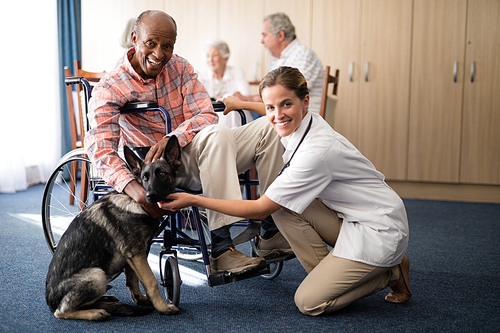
[294,286,329,316]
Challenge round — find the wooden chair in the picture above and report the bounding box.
[319,66,340,128]
[73,60,106,137]
[66,61,106,207]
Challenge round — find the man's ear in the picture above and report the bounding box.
[277,30,286,42]
[131,31,138,46]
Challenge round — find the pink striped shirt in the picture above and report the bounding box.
[84,50,218,192]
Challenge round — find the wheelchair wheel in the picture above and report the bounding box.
[250,238,284,280]
[176,207,211,261]
[162,256,181,306]
[41,149,107,253]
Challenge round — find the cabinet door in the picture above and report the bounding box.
[357,0,412,180]
[311,0,361,146]
[460,0,500,184]
[408,0,467,182]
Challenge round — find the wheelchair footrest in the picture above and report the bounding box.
[264,253,296,264]
[208,266,271,287]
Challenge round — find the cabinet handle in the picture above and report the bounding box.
[453,61,458,82]
[470,61,475,83]
[364,62,369,82]
[349,61,354,82]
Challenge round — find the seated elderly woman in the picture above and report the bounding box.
[197,39,255,128]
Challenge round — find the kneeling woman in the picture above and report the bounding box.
[159,66,411,316]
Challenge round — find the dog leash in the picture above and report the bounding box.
[277,116,313,177]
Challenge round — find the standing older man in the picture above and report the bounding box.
[234,12,324,114]
[85,10,285,274]
[262,12,324,114]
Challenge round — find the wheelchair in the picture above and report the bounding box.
[41,76,294,307]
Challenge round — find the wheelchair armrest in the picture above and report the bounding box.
[120,101,171,133]
[211,101,248,125]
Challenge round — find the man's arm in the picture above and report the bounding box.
[218,95,266,116]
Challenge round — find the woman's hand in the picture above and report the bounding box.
[158,192,195,212]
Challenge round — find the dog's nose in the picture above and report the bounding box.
[146,192,159,203]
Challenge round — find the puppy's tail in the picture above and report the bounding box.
[93,299,154,317]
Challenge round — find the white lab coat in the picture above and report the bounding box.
[265,112,409,267]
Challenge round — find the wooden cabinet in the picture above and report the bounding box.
[409,0,500,185]
[312,0,361,147]
[357,0,412,180]
[312,0,412,180]
[460,0,500,185]
[408,0,467,182]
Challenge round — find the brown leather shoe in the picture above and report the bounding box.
[256,232,294,259]
[210,247,266,275]
[385,255,412,303]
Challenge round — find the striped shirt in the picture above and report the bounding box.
[84,50,218,192]
[269,39,324,113]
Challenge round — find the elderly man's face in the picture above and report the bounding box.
[131,13,176,80]
[261,20,281,58]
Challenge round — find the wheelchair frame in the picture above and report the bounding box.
[41,77,294,307]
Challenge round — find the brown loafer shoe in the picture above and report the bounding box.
[385,255,412,304]
[210,247,266,275]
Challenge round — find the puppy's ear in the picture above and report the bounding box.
[164,136,181,169]
[124,146,144,177]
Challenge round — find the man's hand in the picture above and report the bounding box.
[145,136,170,164]
[218,95,244,115]
[124,180,171,219]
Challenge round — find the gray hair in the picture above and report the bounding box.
[204,39,230,59]
[263,12,296,41]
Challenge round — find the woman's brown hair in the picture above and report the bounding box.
[259,66,309,101]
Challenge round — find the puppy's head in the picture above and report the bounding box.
[124,136,182,203]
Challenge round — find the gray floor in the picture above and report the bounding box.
[1,184,499,332]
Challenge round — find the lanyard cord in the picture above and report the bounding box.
[277,116,313,176]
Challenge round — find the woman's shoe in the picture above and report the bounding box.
[385,255,412,304]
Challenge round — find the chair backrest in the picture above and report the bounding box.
[64,66,81,150]
[319,66,340,128]
[73,60,106,140]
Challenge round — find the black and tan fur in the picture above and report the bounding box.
[46,137,181,321]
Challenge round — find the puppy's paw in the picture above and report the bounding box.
[156,303,179,315]
[90,309,111,321]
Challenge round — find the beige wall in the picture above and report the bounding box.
[81,0,316,80]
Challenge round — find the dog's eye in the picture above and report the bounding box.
[159,172,166,177]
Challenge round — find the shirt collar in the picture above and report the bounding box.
[279,39,299,60]
[280,112,312,160]
[123,48,162,84]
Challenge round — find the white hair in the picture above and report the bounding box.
[204,39,230,59]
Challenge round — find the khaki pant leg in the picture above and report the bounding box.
[272,198,342,273]
[232,116,284,193]
[176,124,242,230]
[295,254,400,316]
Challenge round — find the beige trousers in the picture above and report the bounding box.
[272,198,400,316]
[176,117,283,230]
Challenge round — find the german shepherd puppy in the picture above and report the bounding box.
[46,136,181,321]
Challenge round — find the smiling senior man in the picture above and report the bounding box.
[84,10,288,275]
